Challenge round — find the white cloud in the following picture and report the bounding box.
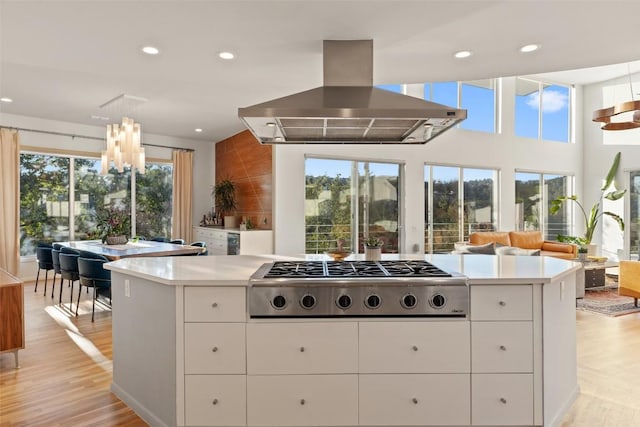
[526,90,568,113]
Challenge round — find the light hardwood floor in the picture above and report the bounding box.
[1,280,640,426]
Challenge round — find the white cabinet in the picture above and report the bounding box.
[176,283,547,427]
[471,374,534,426]
[470,285,532,321]
[359,321,469,373]
[185,375,247,426]
[192,226,273,255]
[184,287,246,322]
[183,286,247,425]
[471,322,533,373]
[470,285,535,426]
[185,323,246,374]
[359,374,470,426]
[247,374,358,427]
[247,322,358,374]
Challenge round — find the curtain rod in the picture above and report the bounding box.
[0,125,195,152]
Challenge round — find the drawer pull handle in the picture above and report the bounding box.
[499,345,507,351]
[300,399,306,405]
[499,300,506,306]
[211,302,218,308]
[412,398,418,404]
[300,346,305,352]
[499,397,507,404]
[212,398,219,405]
[412,345,419,352]
[212,346,219,352]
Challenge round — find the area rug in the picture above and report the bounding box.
[577,287,640,317]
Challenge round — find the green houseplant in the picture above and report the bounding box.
[213,178,237,228]
[95,206,131,244]
[550,151,626,245]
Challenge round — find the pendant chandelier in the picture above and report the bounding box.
[100,117,146,174]
[593,64,640,130]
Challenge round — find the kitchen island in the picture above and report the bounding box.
[105,254,580,427]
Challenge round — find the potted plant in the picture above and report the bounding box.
[550,151,626,254]
[577,244,588,261]
[95,206,131,244]
[364,236,384,261]
[213,178,237,229]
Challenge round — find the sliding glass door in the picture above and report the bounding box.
[305,158,401,254]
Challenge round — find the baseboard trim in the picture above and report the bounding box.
[111,381,171,427]
[547,384,580,427]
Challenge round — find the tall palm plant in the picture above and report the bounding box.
[550,151,625,245]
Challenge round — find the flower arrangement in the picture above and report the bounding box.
[364,236,384,248]
[95,206,131,243]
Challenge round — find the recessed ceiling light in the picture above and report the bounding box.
[520,44,540,53]
[266,122,276,127]
[218,51,235,60]
[454,50,472,59]
[195,128,203,133]
[0,97,13,103]
[91,115,110,121]
[142,46,160,55]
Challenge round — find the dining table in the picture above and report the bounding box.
[57,240,205,261]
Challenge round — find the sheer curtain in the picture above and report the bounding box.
[171,150,193,243]
[0,128,20,274]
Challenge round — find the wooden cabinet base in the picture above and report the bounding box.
[0,269,25,368]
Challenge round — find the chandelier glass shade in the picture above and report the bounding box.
[101,117,146,174]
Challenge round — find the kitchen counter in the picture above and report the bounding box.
[105,253,580,286]
[107,254,579,427]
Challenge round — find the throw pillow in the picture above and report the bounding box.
[457,242,495,255]
[495,245,540,256]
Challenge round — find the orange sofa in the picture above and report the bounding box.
[468,231,577,260]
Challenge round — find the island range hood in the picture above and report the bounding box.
[238,40,467,145]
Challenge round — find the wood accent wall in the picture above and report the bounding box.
[215,130,272,229]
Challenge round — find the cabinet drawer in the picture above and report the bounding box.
[359,321,470,373]
[472,322,533,373]
[185,375,246,426]
[185,323,246,374]
[247,374,358,426]
[470,285,532,321]
[472,374,534,426]
[184,287,245,322]
[247,323,357,374]
[359,374,470,426]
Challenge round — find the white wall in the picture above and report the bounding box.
[582,72,640,255]
[1,113,215,280]
[274,77,583,255]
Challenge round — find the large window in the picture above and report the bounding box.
[515,172,572,239]
[628,171,640,258]
[424,80,497,133]
[515,77,571,143]
[305,158,401,254]
[20,152,173,255]
[425,165,498,253]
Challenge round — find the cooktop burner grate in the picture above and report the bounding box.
[263,260,452,278]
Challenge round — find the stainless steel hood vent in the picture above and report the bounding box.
[238,40,467,145]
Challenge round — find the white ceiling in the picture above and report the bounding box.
[2,0,640,143]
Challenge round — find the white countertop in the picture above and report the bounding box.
[105,254,580,286]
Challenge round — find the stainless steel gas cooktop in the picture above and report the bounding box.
[249,260,468,318]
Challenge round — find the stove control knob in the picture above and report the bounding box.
[336,294,352,309]
[429,293,446,309]
[300,294,317,310]
[401,293,418,309]
[365,294,381,309]
[271,295,287,310]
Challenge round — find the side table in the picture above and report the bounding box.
[575,260,619,299]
